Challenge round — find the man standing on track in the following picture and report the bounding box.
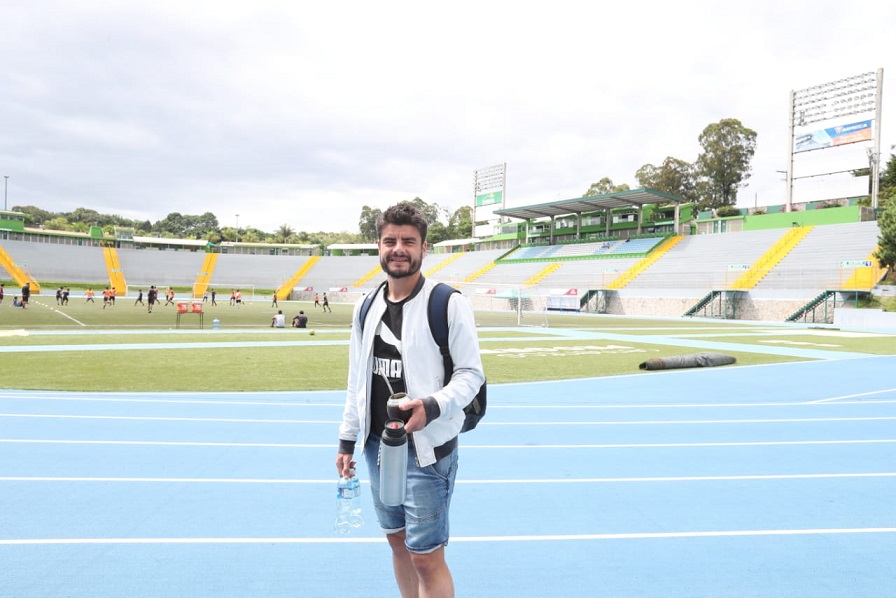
[336,202,484,598]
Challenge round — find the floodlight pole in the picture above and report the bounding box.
[785,92,795,213]
[870,68,884,210]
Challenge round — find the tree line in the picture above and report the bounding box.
[582,118,759,211]
[8,200,474,247]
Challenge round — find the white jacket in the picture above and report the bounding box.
[339,278,485,467]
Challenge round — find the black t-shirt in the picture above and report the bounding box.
[369,280,424,437]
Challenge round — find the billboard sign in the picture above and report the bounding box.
[794,119,873,153]
[475,190,503,207]
[473,163,506,238]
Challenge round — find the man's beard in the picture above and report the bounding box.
[380,255,422,279]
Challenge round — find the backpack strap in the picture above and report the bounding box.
[358,280,387,333]
[427,282,460,381]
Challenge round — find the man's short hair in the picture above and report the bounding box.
[377,202,428,242]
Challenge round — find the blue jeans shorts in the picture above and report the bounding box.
[363,436,458,554]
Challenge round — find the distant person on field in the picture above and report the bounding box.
[271,310,286,328]
[293,310,308,328]
[85,288,95,303]
[165,288,175,306]
[62,288,70,305]
[12,295,25,308]
[0,283,5,305]
[210,288,217,306]
[235,289,242,306]
[21,282,30,306]
[322,292,331,313]
[134,289,144,306]
[230,289,236,306]
[271,291,279,308]
[314,293,321,309]
[110,287,117,306]
[147,286,157,313]
[56,287,63,305]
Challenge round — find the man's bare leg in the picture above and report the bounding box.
[387,531,419,598]
[410,546,453,598]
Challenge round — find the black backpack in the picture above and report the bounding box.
[358,281,486,432]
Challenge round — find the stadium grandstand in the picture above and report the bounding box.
[0,191,888,325]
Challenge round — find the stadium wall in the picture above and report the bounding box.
[743,205,863,230]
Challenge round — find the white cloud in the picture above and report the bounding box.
[1,1,893,232]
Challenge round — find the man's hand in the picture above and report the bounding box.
[336,453,356,478]
[400,399,427,433]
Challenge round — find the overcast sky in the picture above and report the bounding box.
[1,1,893,234]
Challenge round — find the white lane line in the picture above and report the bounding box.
[477,417,896,426]
[2,527,895,546]
[1,472,894,484]
[3,413,896,426]
[3,395,895,410]
[1,438,895,449]
[807,388,896,404]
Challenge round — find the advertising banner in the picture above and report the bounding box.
[794,119,872,153]
[475,191,503,207]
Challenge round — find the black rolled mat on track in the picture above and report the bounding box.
[639,352,737,370]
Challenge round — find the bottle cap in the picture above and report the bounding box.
[381,419,407,446]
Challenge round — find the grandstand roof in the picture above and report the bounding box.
[493,187,683,221]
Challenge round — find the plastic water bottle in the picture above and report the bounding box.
[334,476,354,534]
[348,474,364,528]
[379,420,408,506]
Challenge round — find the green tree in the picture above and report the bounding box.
[583,177,629,196]
[193,212,220,239]
[852,154,896,204]
[635,157,697,202]
[45,217,71,231]
[69,208,102,225]
[695,118,757,210]
[875,198,896,271]
[274,224,295,244]
[448,206,473,239]
[358,205,382,241]
[153,212,187,237]
[11,205,53,227]
[408,197,447,229]
[427,220,449,245]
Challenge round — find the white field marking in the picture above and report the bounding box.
[2,472,894,484]
[2,528,895,546]
[3,413,896,426]
[51,308,87,326]
[0,395,342,408]
[806,388,896,404]
[1,438,894,449]
[0,413,340,424]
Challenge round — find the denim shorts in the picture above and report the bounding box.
[363,436,458,554]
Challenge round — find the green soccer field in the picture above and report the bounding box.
[2,294,894,391]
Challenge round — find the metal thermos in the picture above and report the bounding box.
[379,419,408,506]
